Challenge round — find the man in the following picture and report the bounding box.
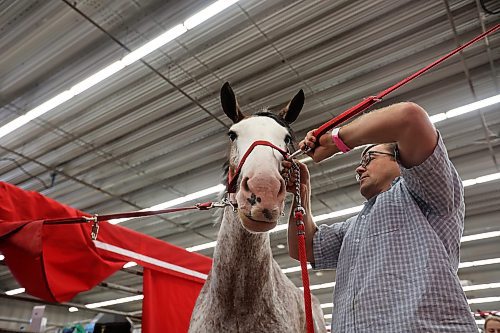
[283,102,477,332]
[485,314,500,333]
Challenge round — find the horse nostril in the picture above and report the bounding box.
[278,178,286,196]
[262,209,272,220]
[242,177,250,191]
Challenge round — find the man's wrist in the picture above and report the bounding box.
[332,127,351,153]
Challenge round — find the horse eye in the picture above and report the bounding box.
[285,135,292,145]
[228,131,237,141]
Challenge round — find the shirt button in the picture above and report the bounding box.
[361,215,366,219]
[355,239,360,243]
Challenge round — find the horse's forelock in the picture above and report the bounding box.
[252,111,294,138]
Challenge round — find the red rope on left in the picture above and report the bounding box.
[43,203,215,225]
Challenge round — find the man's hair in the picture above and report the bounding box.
[361,143,399,161]
[485,315,500,328]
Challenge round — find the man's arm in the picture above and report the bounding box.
[282,160,317,263]
[303,102,438,167]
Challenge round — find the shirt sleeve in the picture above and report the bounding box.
[312,218,352,269]
[400,132,464,217]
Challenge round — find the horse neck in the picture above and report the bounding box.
[210,207,276,300]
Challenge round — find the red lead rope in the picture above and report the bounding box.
[296,209,315,333]
[290,161,315,333]
[227,141,316,332]
[313,23,500,140]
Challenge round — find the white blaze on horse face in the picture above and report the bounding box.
[229,116,289,233]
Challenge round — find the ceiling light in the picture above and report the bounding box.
[5,288,25,295]
[0,91,74,138]
[282,264,312,274]
[446,94,500,118]
[0,255,4,261]
[121,25,187,66]
[276,244,286,249]
[463,283,500,291]
[68,307,79,312]
[320,302,333,309]
[468,296,500,304]
[459,258,500,268]
[308,282,336,290]
[463,172,500,187]
[184,0,239,29]
[85,294,144,309]
[313,205,364,222]
[71,62,126,95]
[430,93,500,124]
[123,262,137,268]
[0,1,240,141]
[186,241,218,252]
[461,231,500,242]
[270,224,287,233]
[324,314,332,319]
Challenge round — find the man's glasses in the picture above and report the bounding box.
[355,150,396,182]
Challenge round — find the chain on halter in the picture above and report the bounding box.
[289,160,315,333]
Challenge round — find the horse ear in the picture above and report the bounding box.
[221,82,245,123]
[278,89,304,124]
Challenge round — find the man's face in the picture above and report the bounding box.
[486,319,500,333]
[355,144,400,199]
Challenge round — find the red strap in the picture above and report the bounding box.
[313,23,500,139]
[227,140,289,193]
[43,205,206,224]
[298,229,314,333]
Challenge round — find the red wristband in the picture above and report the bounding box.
[332,128,351,153]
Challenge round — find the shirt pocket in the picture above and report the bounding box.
[367,224,399,237]
[366,201,402,237]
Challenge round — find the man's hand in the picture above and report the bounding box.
[282,159,316,263]
[299,129,338,163]
[281,159,310,196]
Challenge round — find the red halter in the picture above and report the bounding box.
[226,140,290,193]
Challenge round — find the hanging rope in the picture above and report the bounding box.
[311,23,500,140]
[291,162,315,333]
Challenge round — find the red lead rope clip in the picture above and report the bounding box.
[83,214,99,240]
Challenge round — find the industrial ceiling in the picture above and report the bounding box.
[0,0,499,331]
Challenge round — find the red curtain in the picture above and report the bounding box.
[143,268,205,332]
[0,181,212,332]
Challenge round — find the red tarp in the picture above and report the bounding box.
[0,181,211,332]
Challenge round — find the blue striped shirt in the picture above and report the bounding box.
[313,135,477,332]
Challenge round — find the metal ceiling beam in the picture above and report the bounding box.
[99,282,142,295]
[443,0,499,170]
[475,0,499,91]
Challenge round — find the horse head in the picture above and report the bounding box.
[221,82,304,233]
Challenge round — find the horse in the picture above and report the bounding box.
[188,82,326,332]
